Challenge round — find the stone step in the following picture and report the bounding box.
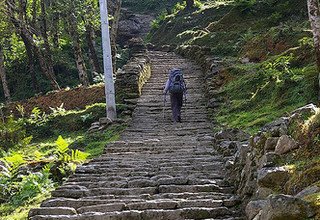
[30,207,236,220]
[29,51,243,219]
[51,184,233,199]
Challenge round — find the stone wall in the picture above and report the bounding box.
[115,54,151,102]
[213,104,319,220]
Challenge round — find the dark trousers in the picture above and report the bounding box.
[170,92,183,122]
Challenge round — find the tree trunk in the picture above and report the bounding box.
[86,25,102,76]
[0,46,11,103]
[110,0,121,74]
[307,0,320,100]
[185,0,194,9]
[5,0,60,90]
[51,2,60,48]
[40,0,56,82]
[21,35,39,92]
[68,12,90,87]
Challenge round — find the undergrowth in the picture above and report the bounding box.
[0,103,127,219]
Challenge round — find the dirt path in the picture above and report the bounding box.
[29,51,244,220]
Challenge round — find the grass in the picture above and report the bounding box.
[0,192,52,220]
[216,60,318,133]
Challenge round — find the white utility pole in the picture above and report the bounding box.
[99,0,117,120]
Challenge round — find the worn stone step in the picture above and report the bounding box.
[29,51,243,219]
[30,207,236,220]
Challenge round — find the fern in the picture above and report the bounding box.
[55,135,69,155]
[71,149,90,163]
[3,153,25,170]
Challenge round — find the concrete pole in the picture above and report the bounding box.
[99,0,117,120]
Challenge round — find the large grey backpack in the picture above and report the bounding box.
[169,69,185,94]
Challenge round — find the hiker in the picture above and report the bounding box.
[163,68,187,123]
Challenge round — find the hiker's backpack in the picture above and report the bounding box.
[169,69,185,94]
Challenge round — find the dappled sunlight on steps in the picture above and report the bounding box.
[28,51,244,220]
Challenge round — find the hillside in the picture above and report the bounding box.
[149,0,317,132]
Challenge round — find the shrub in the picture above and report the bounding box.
[0,116,31,152]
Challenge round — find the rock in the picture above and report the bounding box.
[259,152,281,168]
[214,129,250,142]
[291,103,318,119]
[274,135,298,155]
[234,143,251,166]
[264,137,279,152]
[255,187,274,199]
[257,167,290,188]
[253,210,263,220]
[259,194,316,220]
[251,132,267,150]
[245,200,268,220]
[223,196,241,207]
[262,117,289,136]
[207,98,220,108]
[241,57,250,64]
[225,160,234,169]
[296,185,320,199]
[29,207,77,217]
[99,117,113,126]
[219,141,239,156]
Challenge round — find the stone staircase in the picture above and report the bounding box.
[29,51,244,220]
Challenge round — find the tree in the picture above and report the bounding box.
[83,1,102,78]
[4,0,60,90]
[67,8,90,87]
[0,45,11,103]
[307,0,320,99]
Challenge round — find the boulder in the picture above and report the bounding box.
[275,135,298,155]
[259,194,316,220]
[99,117,113,126]
[257,167,290,188]
[259,152,281,168]
[296,185,320,199]
[262,117,289,136]
[264,137,279,152]
[290,103,318,119]
[245,200,268,220]
[218,141,239,156]
[255,187,274,199]
[214,129,250,142]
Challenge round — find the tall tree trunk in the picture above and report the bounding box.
[0,46,11,103]
[185,0,194,9]
[68,12,89,87]
[40,0,56,83]
[5,0,60,90]
[86,24,102,76]
[110,0,121,74]
[51,2,60,48]
[307,0,320,100]
[21,35,39,92]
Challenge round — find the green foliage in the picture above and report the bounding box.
[0,155,54,207]
[0,116,31,152]
[26,103,106,140]
[9,166,54,206]
[70,124,127,158]
[216,54,318,133]
[150,12,167,31]
[55,135,89,163]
